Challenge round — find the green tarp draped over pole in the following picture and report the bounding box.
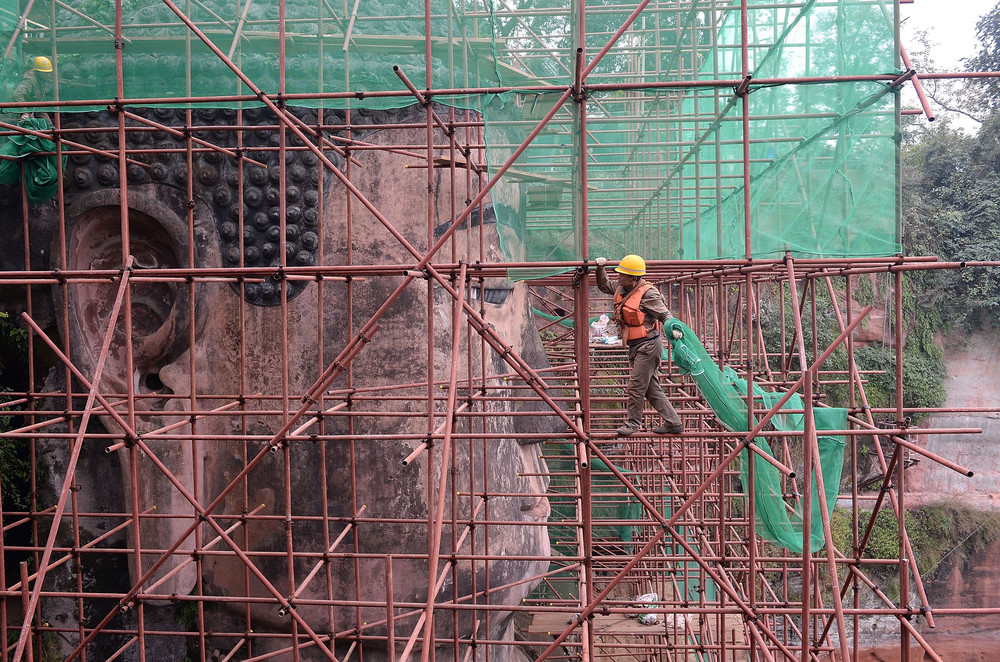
[666,319,846,554]
[0,116,63,204]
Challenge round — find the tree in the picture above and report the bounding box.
[903,29,982,128]
[902,109,1000,330]
[964,1,1000,109]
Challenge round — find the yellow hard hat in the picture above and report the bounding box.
[614,254,646,277]
[32,56,52,73]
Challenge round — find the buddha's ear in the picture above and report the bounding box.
[61,201,190,399]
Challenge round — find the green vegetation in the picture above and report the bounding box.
[0,311,30,512]
[965,3,1000,109]
[901,116,1000,332]
[901,0,1000,336]
[0,310,26,377]
[849,344,946,415]
[756,281,946,424]
[803,502,1000,603]
[4,628,60,662]
[831,502,1000,583]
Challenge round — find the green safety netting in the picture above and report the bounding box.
[480,0,902,266]
[0,116,63,203]
[532,308,578,328]
[533,308,608,330]
[666,319,846,554]
[0,0,510,111]
[546,444,643,547]
[0,1,900,264]
[537,443,714,606]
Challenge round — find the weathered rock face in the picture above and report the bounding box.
[858,329,1000,659]
[857,539,1000,662]
[13,105,553,661]
[909,331,1000,506]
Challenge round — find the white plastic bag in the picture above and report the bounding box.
[589,313,609,342]
[589,314,620,344]
[632,592,659,625]
[664,613,690,630]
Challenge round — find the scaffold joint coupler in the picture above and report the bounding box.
[734,75,753,97]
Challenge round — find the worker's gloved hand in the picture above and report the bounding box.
[672,328,683,340]
[595,257,607,267]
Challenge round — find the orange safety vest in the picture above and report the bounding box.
[613,282,662,343]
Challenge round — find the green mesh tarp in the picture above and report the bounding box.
[0,116,63,204]
[0,1,900,261]
[0,0,508,110]
[546,443,642,547]
[536,443,715,606]
[533,308,606,330]
[482,1,901,266]
[667,319,846,554]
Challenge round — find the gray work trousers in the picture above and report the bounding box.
[625,335,681,428]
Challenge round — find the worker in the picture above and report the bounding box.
[13,56,53,120]
[595,254,684,437]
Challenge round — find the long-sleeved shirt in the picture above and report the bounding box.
[12,69,49,105]
[595,265,671,338]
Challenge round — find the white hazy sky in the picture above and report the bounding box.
[899,0,996,129]
[901,0,995,67]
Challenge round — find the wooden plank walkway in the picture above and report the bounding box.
[528,606,749,660]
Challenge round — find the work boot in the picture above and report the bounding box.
[652,423,683,435]
[616,424,639,437]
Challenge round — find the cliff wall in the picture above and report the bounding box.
[862,330,1000,660]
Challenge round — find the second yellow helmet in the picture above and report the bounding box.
[32,56,53,73]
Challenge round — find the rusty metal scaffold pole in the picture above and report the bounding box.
[1,2,998,662]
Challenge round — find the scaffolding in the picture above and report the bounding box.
[0,1,995,661]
